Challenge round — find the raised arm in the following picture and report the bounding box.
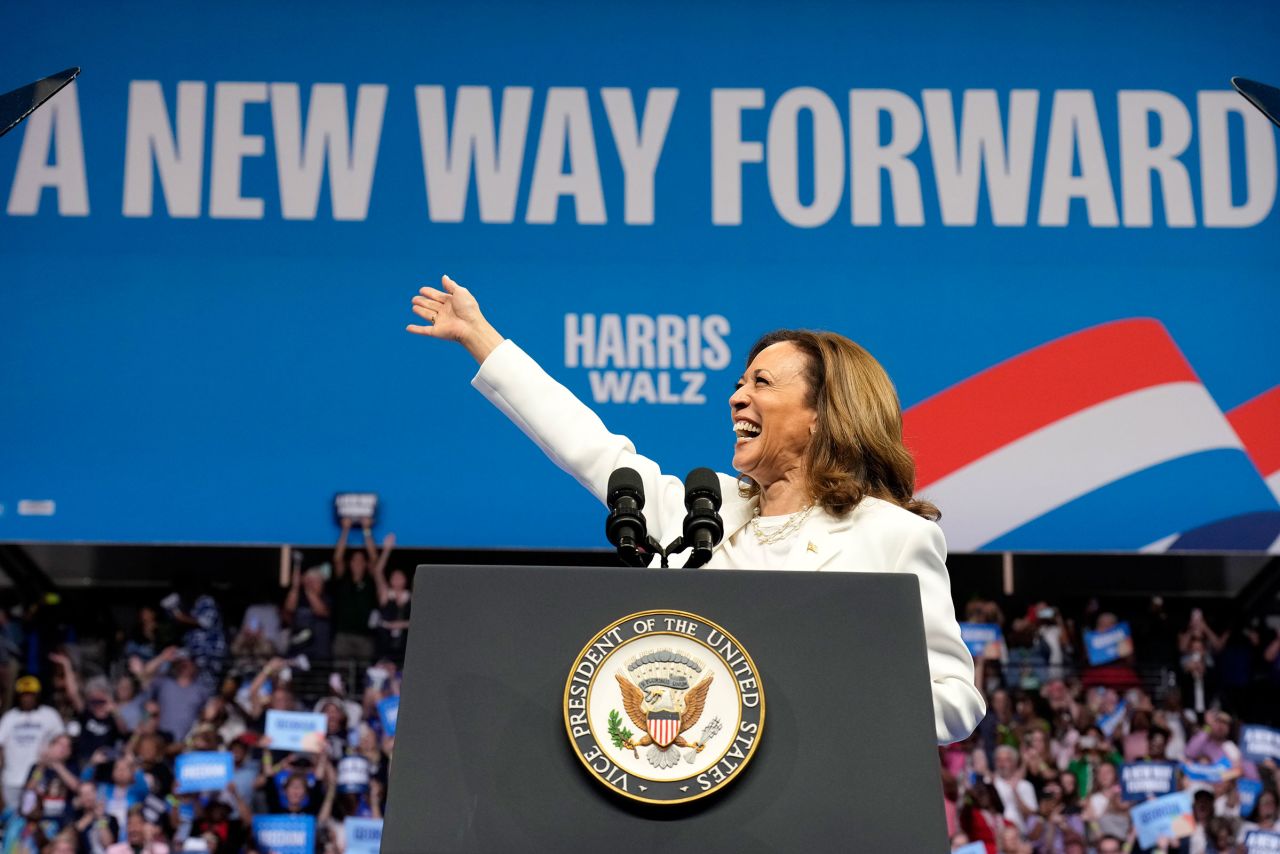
[247,658,287,719]
[372,532,394,604]
[360,518,377,564]
[49,652,83,714]
[316,754,338,823]
[227,781,253,824]
[303,577,330,619]
[282,565,301,620]
[333,517,352,578]
[141,646,179,685]
[407,275,700,547]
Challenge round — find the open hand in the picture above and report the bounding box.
[408,275,484,342]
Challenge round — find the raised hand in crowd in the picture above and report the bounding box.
[317,751,338,824]
[335,516,378,578]
[1179,607,1224,654]
[246,657,289,718]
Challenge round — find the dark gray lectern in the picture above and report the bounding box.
[384,565,948,853]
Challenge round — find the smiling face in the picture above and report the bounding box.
[285,776,308,809]
[729,342,818,488]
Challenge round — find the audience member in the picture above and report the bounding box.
[141,650,210,744]
[331,520,390,663]
[284,566,332,663]
[373,569,411,667]
[0,676,65,811]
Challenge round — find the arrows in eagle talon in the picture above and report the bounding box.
[683,716,723,764]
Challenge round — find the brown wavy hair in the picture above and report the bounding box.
[739,330,939,521]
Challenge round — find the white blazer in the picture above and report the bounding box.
[472,340,986,744]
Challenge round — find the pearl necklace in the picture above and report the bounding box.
[750,504,815,545]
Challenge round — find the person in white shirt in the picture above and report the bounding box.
[404,275,985,744]
[992,744,1038,834]
[0,675,66,809]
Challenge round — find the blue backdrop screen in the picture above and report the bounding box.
[2,1,1278,551]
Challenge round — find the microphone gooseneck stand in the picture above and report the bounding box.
[607,466,724,569]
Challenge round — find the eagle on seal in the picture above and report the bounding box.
[614,652,714,770]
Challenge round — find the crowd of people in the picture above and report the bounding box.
[945,597,1280,854]
[0,518,406,853]
[1,519,1277,853]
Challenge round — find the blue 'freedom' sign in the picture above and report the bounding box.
[265,710,327,753]
[175,751,234,794]
[344,818,384,854]
[253,815,315,854]
[1085,623,1134,665]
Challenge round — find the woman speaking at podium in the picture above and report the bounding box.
[407,275,985,744]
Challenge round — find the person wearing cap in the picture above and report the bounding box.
[0,675,65,811]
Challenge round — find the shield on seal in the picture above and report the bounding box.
[648,710,680,748]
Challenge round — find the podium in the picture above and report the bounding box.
[383,565,949,852]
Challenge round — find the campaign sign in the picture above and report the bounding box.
[1245,830,1280,854]
[953,844,987,854]
[1240,778,1265,817]
[959,623,1004,658]
[334,492,377,523]
[1241,725,1280,765]
[1085,623,1134,666]
[265,710,327,753]
[253,815,315,854]
[175,751,233,794]
[1181,756,1235,783]
[377,697,399,737]
[1131,791,1194,849]
[1120,762,1177,802]
[1098,701,1128,738]
[344,818,383,854]
[337,756,370,794]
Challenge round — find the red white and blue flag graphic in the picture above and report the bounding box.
[1229,386,1280,502]
[648,711,680,748]
[904,320,1280,553]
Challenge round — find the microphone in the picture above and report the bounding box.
[681,468,724,569]
[606,467,650,567]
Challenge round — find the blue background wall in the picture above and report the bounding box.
[2,1,1277,549]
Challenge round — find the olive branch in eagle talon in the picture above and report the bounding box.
[607,709,637,758]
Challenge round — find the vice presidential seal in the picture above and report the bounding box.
[563,610,764,804]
